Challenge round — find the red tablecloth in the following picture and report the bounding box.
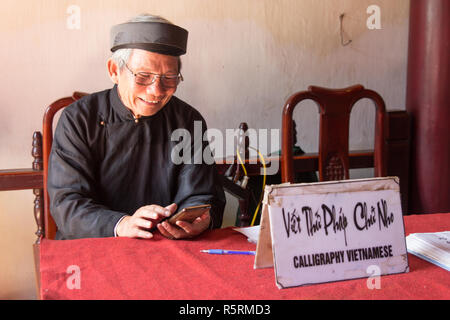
[39,213,450,300]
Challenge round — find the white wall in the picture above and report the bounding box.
[0,0,410,299]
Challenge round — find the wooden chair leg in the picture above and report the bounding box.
[237,194,251,227]
[33,243,41,300]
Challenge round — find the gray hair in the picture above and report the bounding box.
[111,14,182,72]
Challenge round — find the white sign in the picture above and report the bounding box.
[255,177,409,289]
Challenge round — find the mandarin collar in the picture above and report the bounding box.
[110,84,135,120]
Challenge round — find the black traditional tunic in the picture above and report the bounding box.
[48,85,225,239]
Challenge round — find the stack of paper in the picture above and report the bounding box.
[406,231,450,271]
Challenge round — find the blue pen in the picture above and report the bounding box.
[200,249,256,255]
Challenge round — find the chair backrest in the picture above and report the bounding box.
[42,92,88,239]
[281,84,387,183]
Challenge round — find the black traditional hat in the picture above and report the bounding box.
[110,21,188,56]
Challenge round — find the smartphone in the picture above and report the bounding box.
[167,204,211,224]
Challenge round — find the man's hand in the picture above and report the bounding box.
[157,210,211,240]
[116,203,177,238]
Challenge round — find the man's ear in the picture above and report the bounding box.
[107,58,120,84]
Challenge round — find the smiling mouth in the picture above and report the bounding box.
[139,97,161,104]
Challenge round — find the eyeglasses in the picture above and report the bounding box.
[123,62,183,88]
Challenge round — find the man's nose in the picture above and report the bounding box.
[146,77,165,96]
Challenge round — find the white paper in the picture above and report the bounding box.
[233,225,260,244]
[406,231,450,271]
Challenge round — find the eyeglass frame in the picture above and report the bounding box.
[123,61,183,88]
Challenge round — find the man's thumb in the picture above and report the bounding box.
[165,202,178,213]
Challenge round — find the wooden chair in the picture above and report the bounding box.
[281,84,387,183]
[39,92,89,240]
[30,92,88,299]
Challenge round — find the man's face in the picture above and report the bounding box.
[114,49,179,117]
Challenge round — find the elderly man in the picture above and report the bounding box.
[48,14,225,240]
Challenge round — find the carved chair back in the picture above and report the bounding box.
[281,85,387,183]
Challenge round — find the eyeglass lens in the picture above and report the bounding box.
[134,74,180,88]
